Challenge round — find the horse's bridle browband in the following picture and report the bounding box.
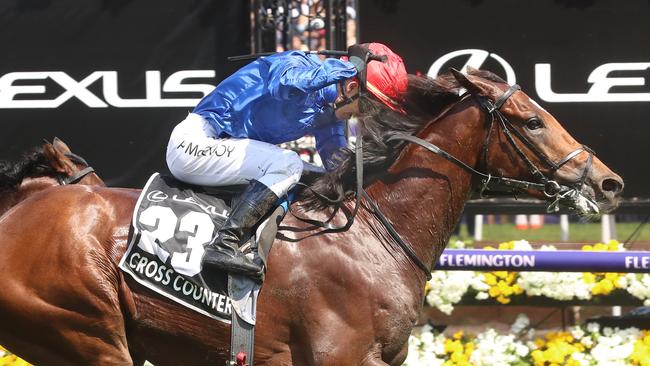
[56,152,96,185]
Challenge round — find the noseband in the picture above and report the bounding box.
[56,152,96,185]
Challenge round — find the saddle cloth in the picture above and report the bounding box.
[118,173,283,324]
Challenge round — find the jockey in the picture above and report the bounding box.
[166,43,408,278]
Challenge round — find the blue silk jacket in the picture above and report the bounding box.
[192,50,357,169]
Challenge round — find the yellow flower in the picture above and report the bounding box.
[531,349,545,366]
[488,287,501,297]
[599,278,615,294]
[583,272,596,284]
[484,273,497,286]
[592,283,603,295]
[593,243,607,251]
[607,240,620,251]
[464,341,475,354]
[631,334,650,366]
[496,295,511,304]
[444,339,463,354]
[424,281,432,294]
[498,241,515,250]
[453,330,464,340]
[494,271,509,279]
[582,244,593,251]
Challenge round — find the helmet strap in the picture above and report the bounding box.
[333,80,360,111]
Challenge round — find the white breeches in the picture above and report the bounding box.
[166,113,303,197]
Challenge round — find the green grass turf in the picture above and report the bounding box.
[453,222,650,244]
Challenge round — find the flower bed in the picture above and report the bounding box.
[405,314,650,366]
[0,346,30,366]
[426,240,650,314]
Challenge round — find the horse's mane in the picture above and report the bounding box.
[300,69,506,210]
[0,147,57,191]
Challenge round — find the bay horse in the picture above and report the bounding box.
[0,70,622,365]
[0,137,103,216]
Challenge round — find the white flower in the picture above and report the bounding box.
[589,326,639,365]
[469,328,529,366]
[587,322,600,334]
[425,270,479,314]
[571,326,585,340]
[514,343,529,357]
[475,291,489,300]
[406,327,447,366]
[517,271,593,301]
[511,240,534,250]
[571,352,592,366]
[624,273,650,303]
[449,240,466,249]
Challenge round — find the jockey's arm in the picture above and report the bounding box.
[314,121,347,171]
[267,56,356,100]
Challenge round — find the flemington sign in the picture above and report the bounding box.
[437,249,650,273]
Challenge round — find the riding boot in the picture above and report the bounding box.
[202,180,279,278]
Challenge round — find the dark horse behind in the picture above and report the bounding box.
[0,137,103,216]
[0,70,622,365]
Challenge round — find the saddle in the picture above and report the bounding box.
[119,162,325,365]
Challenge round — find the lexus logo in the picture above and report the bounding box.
[427,49,516,85]
[146,190,168,203]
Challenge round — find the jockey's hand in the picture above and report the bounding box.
[347,44,370,74]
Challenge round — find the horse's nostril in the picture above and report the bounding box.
[601,177,624,195]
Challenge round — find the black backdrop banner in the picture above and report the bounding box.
[359,0,650,199]
[0,0,250,187]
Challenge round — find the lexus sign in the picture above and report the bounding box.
[428,49,650,103]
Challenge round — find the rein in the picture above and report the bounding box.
[56,152,96,185]
[389,85,594,207]
[294,83,595,281]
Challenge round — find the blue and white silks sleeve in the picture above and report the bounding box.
[267,56,357,100]
[314,119,347,171]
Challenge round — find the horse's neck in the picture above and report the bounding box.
[0,178,58,216]
[365,100,486,281]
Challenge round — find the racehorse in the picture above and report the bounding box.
[0,70,623,365]
[0,137,103,216]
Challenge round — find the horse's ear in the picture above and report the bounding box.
[42,143,68,173]
[449,68,483,96]
[52,137,72,154]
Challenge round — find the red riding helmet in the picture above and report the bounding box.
[363,43,408,114]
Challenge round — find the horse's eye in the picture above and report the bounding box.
[525,117,544,130]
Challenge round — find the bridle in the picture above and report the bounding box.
[56,152,96,186]
[294,77,596,280]
[298,83,595,280]
[389,84,594,207]
[368,83,597,278]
